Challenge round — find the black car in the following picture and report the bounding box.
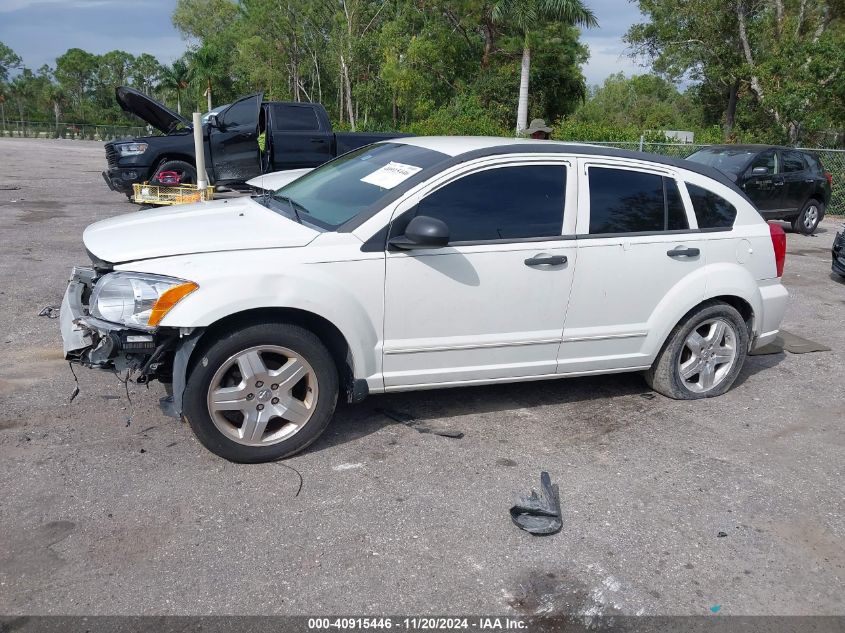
[833,225,845,276]
[686,145,832,234]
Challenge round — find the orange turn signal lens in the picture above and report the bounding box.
[147,282,199,327]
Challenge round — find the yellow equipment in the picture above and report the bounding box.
[132,183,214,206]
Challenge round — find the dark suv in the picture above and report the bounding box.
[686,145,832,234]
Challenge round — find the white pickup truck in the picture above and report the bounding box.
[60,137,789,462]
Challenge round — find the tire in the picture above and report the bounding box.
[645,302,749,400]
[183,322,339,463]
[791,199,824,235]
[151,160,197,186]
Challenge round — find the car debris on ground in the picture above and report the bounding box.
[510,471,563,536]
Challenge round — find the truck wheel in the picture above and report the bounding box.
[645,302,748,400]
[791,200,823,235]
[151,160,197,186]
[183,322,339,463]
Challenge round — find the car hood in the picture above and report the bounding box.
[246,168,314,192]
[84,197,320,264]
[115,86,190,134]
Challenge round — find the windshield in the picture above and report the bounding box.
[269,143,448,228]
[686,148,758,174]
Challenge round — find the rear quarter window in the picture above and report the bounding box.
[686,183,737,229]
[272,104,320,131]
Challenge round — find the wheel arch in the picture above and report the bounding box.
[165,307,367,421]
[150,154,197,177]
[648,294,756,370]
[195,307,361,397]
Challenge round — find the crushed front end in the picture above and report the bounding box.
[60,265,181,388]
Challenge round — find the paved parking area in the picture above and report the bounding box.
[0,138,843,616]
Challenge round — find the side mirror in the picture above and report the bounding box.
[389,215,450,250]
[751,166,770,176]
[207,114,220,129]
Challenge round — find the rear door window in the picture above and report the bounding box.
[588,167,689,234]
[271,104,320,131]
[782,151,807,173]
[686,184,737,229]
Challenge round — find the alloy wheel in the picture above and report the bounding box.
[804,205,819,231]
[206,345,318,446]
[678,318,738,393]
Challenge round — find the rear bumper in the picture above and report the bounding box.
[753,280,789,350]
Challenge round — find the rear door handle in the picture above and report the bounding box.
[525,255,567,267]
[667,247,700,258]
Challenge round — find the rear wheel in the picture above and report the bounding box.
[151,160,197,186]
[645,302,748,400]
[791,200,823,235]
[183,322,338,462]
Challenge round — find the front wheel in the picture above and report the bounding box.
[791,200,823,235]
[645,303,748,400]
[151,159,197,186]
[183,322,338,462]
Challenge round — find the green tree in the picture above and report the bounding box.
[627,0,845,141]
[0,41,22,82]
[130,53,163,96]
[55,48,98,119]
[172,0,238,41]
[571,72,702,130]
[492,0,597,134]
[189,44,226,111]
[159,59,191,114]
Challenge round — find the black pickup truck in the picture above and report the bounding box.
[102,87,410,197]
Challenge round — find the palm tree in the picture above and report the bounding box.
[159,59,190,114]
[492,0,598,135]
[188,45,223,112]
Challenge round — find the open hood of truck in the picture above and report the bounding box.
[84,197,320,264]
[116,86,190,134]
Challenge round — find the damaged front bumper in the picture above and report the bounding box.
[59,266,200,419]
[60,266,176,377]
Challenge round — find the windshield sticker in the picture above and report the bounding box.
[360,162,423,189]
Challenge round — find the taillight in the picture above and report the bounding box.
[769,222,786,277]
[825,171,832,186]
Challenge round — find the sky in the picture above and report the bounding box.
[0,0,646,88]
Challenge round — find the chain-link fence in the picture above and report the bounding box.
[0,120,148,141]
[583,140,845,215]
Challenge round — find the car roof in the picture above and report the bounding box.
[390,135,604,156]
[387,135,747,198]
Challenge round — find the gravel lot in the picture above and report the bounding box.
[0,138,843,617]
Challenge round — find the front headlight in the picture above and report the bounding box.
[115,142,148,157]
[89,272,198,330]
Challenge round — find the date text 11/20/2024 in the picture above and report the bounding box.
[307,618,528,630]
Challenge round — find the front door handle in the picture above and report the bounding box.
[525,255,567,267]
[667,247,700,258]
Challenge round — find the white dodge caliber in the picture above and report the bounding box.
[60,137,789,462]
